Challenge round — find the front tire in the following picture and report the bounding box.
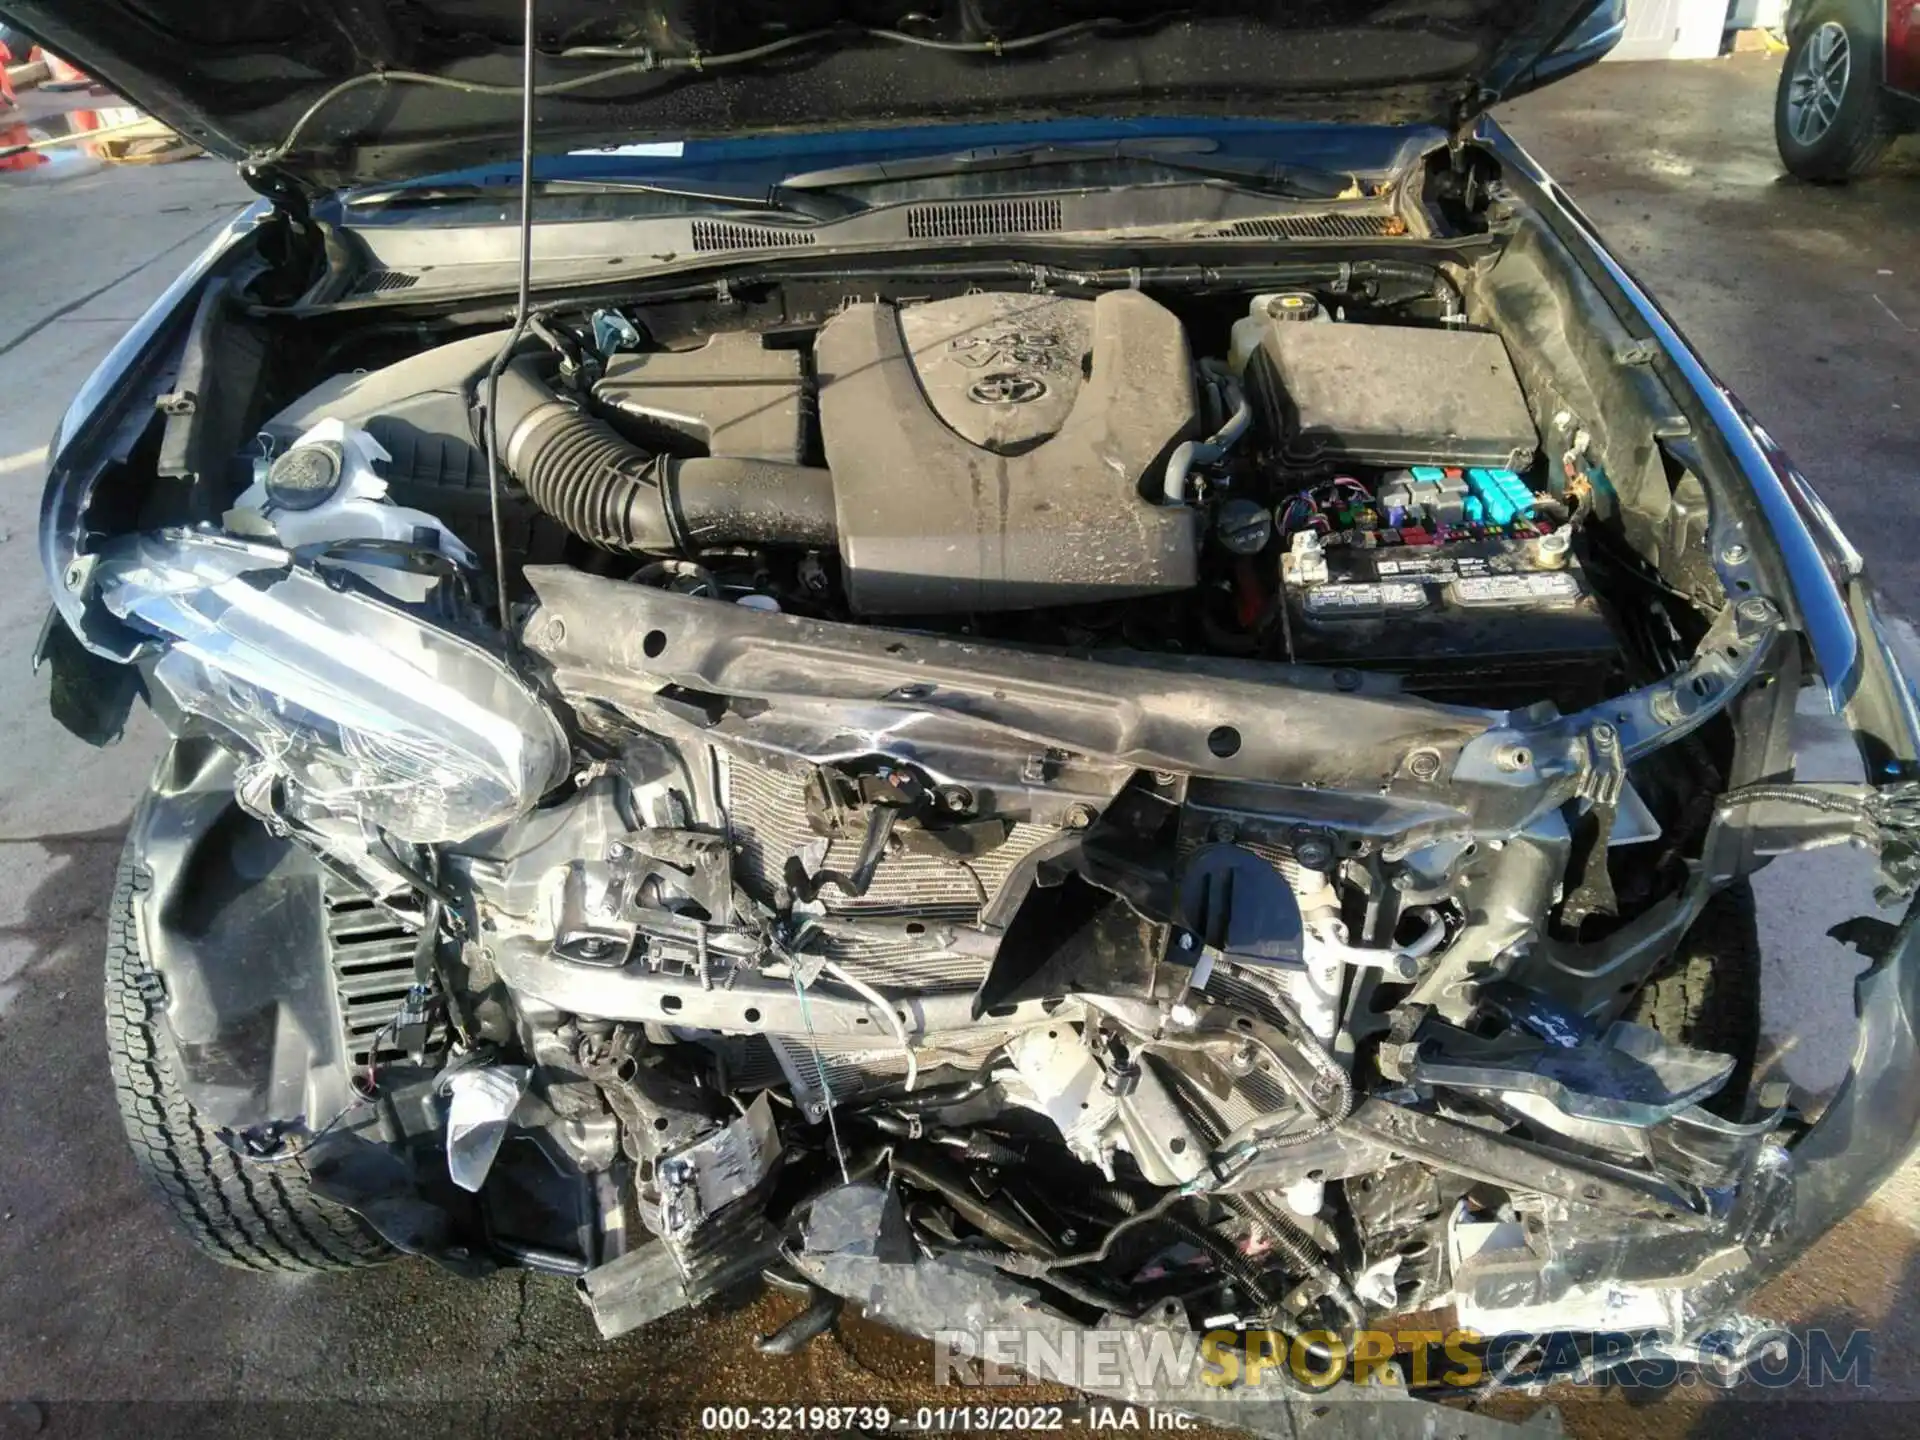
[1775,1,1895,182]
[105,844,391,1272]
[1624,883,1762,1117]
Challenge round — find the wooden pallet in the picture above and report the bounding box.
[91,116,198,164]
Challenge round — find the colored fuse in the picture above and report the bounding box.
[1465,467,1536,527]
[1401,526,1433,546]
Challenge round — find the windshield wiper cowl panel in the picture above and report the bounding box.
[780,138,1363,203]
[344,176,849,222]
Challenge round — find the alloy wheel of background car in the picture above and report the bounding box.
[1775,0,1896,181]
[1786,21,1851,146]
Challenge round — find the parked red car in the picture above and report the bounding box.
[1776,0,1920,178]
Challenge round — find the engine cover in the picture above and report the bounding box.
[815,291,1200,613]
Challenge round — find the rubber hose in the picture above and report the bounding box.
[1162,369,1252,504]
[1228,1193,1365,1329]
[890,1152,1058,1257]
[940,1131,1024,1168]
[867,1116,1024,1168]
[1350,260,1464,321]
[1064,1185,1275,1310]
[1081,1183,1145,1216]
[755,1284,842,1355]
[489,357,837,555]
[1225,1193,1325,1284]
[1157,1208,1277,1310]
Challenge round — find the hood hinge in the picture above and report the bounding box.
[240,159,323,215]
[1447,88,1492,157]
[239,161,330,304]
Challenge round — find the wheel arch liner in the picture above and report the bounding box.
[127,738,353,1132]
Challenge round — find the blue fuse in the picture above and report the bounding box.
[1462,495,1485,524]
[1498,470,1538,522]
[1466,467,1536,527]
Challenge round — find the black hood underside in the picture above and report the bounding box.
[0,1,1613,192]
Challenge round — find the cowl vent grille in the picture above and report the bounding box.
[905,197,1064,239]
[351,269,420,296]
[1223,213,1409,240]
[691,219,817,252]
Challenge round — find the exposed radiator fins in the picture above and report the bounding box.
[812,932,990,990]
[723,759,1058,926]
[905,196,1064,239]
[691,219,817,251]
[810,1030,1006,1093]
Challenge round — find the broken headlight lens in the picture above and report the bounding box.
[94,532,568,843]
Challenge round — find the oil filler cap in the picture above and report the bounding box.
[264,441,345,511]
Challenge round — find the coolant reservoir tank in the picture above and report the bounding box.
[1228,291,1327,375]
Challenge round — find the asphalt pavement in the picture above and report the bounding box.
[1,54,1918,1440]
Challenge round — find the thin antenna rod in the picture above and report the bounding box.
[482,0,539,643]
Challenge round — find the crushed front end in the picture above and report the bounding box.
[39,149,1920,1424]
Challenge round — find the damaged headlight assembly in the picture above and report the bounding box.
[92,531,568,844]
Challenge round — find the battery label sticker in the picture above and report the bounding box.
[1450,573,1581,606]
[1377,557,1448,576]
[1377,556,1495,579]
[1304,582,1428,616]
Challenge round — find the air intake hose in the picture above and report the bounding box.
[487,357,837,554]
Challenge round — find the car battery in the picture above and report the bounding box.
[1279,499,1616,707]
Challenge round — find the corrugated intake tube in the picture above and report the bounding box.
[487,357,837,554]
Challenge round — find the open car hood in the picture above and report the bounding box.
[0,1,1624,192]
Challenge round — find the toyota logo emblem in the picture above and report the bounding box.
[967,373,1047,405]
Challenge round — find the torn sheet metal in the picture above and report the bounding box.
[660,1091,782,1230]
[794,1181,1564,1440]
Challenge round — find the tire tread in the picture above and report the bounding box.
[104,846,390,1272]
[1624,882,1762,1116]
[1776,0,1897,182]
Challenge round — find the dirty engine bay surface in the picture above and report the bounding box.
[78,243,1849,1396]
